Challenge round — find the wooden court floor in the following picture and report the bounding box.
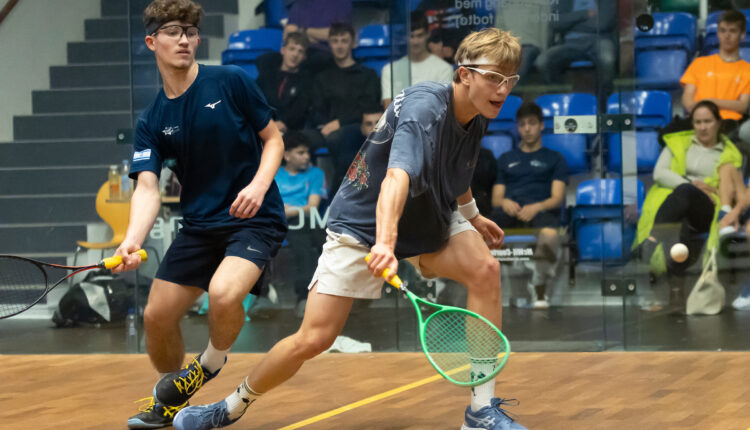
[1,352,749,429]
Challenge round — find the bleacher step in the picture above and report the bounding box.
[0,225,88,254]
[32,87,158,114]
[50,64,159,88]
[14,112,131,140]
[67,39,209,64]
[0,167,110,195]
[85,14,225,40]
[0,139,132,168]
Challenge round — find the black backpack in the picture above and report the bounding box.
[52,270,148,327]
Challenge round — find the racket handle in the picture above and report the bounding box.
[364,253,403,288]
[101,249,148,269]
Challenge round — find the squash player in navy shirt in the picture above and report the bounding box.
[170,29,527,430]
[114,1,287,428]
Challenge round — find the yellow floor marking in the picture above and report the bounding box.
[278,364,471,429]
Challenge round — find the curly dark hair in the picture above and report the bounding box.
[143,0,203,34]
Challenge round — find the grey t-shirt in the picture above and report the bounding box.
[327,82,489,259]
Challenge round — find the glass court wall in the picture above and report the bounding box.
[2,0,750,355]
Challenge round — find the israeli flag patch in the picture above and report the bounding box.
[133,149,151,162]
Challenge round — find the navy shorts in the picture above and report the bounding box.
[155,224,286,294]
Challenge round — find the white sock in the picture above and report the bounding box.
[200,339,229,373]
[722,204,732,213]
[225,378,261,420]
[470,358,497,412]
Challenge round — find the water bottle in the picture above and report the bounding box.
[108,164,121,200]
[125,308,138,353]
[121,159,132,198]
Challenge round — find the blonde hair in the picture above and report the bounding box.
[452,28,521,83]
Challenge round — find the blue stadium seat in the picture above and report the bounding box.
[635,12,697,55]
[488,95,522,134]
[222,28,283,64]
[571,179,645,261]
[362,58,389,77]
[353,24,406,60]
[233,63,258,80]
[535,93,597,129]
[535,93,597,174]
[541,134,589,175]
[606,91,672,129]
[635,49,687,89]
[481,134,513,159]
[606,131,662,174]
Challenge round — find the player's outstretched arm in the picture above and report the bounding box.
[113,171,161,273]
[369,168,410,283]
[230,121,284,218]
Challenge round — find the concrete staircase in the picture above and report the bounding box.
[0,0,238,260]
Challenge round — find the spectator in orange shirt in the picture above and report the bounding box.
[680,10,750,145]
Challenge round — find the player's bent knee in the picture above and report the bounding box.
[291,330,337,360]
[465,258,500,296]
[143,303,180,330]
[207,289,245,311]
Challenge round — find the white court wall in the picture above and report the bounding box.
[0,0,101,142]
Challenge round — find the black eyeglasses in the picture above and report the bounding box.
[153,25,200,40]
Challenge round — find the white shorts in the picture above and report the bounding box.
[405,211,477,279]
[309,211,477,299]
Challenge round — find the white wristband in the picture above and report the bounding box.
[458,198,479,220]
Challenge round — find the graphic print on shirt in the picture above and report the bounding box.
[162,125,180,136]
[346,150,370,190]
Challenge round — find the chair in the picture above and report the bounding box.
[541,134,589,175]
[635,49,687,89]
[75,182,130,257]
[606,91,671,129]
[487,95,522,134]
[354,24,406,58]
[606,131,661,174]
[481,134,513,160]
[635,12,696,55]
[570,179,645,261]
[222,28,283,65]
[535,93,597,129]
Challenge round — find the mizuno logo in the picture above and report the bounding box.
[205,100,222,109]
[508,161,520,168]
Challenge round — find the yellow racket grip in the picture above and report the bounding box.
[102,249,148,269]
[364,253,403,288]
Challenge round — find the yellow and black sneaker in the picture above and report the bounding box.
[153,354,224,406]
[127,396,188,429]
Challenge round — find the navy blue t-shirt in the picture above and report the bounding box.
[131,64,286,232]
[327,82,488,259]
[495,147,567,206]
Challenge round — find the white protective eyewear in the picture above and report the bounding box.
[463,66,520,89]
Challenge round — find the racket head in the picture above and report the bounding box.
[418,303,510,387]
[0,255,52,319]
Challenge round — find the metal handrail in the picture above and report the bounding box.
[0,0,19,28]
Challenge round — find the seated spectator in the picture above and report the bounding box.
[494,0,551,84]
[302,22,380,170]
[679,10,750,151]
[274,132,327,317]
[283,0,352,74]
[633,100,742,314]
[536,0,616,92]
[329,106,384,197]
[256,32,312,134]
[381,12,454,107]
[492,102,567,309]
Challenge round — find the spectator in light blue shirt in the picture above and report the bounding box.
[273,132,327,315]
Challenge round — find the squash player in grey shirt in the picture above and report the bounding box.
[170,28,527,430]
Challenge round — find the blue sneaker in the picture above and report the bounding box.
[154,354,225,406]
[461,398,526,430]
[733,280,750,310]
[173,400,244,430]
